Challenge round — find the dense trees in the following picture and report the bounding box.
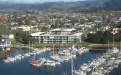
[86,31,114,44]
[15,33,29,44]
[41,26,49,32]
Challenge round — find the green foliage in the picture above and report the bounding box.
[29,38,36,44]
[81,34,87,41]
[41,26,49,32]
[100,37,108,44]
[115,32,121,41]
[15,32,29,44]
[0,48,3,51]
[18,19,23,25]
[86,31,113,44]
[103,31,113,41]
[25,18,32,26]
[55,24,59,28]
[115,22,121,28]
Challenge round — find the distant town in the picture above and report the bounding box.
[1,1,121,75]
[0,10,120,50]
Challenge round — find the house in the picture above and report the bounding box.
[17,25,30,31]
[113,20,120,24]
[16,25,38,31]
[111,28,121,35]
[11,27,17,30]
[0,39,11,50]
[2,34,14,39]
[75,24,92,30]
[88,27,99,34]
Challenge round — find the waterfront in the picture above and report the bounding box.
[0,48,121,75]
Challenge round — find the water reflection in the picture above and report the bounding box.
[0,48,119,75]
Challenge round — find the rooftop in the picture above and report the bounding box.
[72,33,83,36]
[30,32,45,36]
[50,28,77,32]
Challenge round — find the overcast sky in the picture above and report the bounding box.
[0,0,88,3]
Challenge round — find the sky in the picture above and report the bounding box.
[0,0,87,3]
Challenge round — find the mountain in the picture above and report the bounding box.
[73,0,121,11]
[0,0,120,11]
[0,1,105,11]
[0,1,81,10]
[72,1,106,12]
[104,0,121,10]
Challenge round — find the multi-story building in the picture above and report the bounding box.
[29,28,83,43]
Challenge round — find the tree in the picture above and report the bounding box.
[41,26,49,32]
[55,24,59,28]
[115,32,121,41]
[25,18,32,25]
[22,35,29,44]
[103,31,113,41]
[100,37,108,44]
[29,38,36,44]
[18,19,23,25]
[81,34,87,41]
[15,32,29,44]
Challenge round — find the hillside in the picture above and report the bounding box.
[0,0,120,11]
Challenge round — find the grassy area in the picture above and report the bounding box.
[10,38,22,45]
[0,26,29,36]
[34,43,78,47]
[80,42,97,46]
[81,11,121,16]
[0,50,9,54]
[32,42,98,47]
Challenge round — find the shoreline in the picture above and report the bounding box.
[0,43,120,59]
[88,44,120,48]
[0,48,15,59]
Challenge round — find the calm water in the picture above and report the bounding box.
[0,48,120,75]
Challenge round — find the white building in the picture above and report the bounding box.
[16,25,38,31]
[17,25,30,31]
[0,39,11,50]
[2,34,14,39]
[29,28,83,43]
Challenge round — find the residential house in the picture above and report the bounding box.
[0,39,11,50]
[88,27,99,34]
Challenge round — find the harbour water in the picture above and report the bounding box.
[0,48,120,75]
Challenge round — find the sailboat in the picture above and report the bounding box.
[111,37,119,54]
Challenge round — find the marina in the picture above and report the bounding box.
[0,45,121,75]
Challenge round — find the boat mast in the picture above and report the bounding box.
[120,40,121,51]
[108,40,109,51]
[113,36,114,48]
[53,43,54,55]
[71,49,73,75]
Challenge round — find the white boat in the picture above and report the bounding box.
[80,63,90,71]
[90,71,105,75]
[44,60,56,67]
[73,69,86,75]
[3,57,15,63]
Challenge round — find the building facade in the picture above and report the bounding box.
[29,28,83,43]
[2,34,14,39]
